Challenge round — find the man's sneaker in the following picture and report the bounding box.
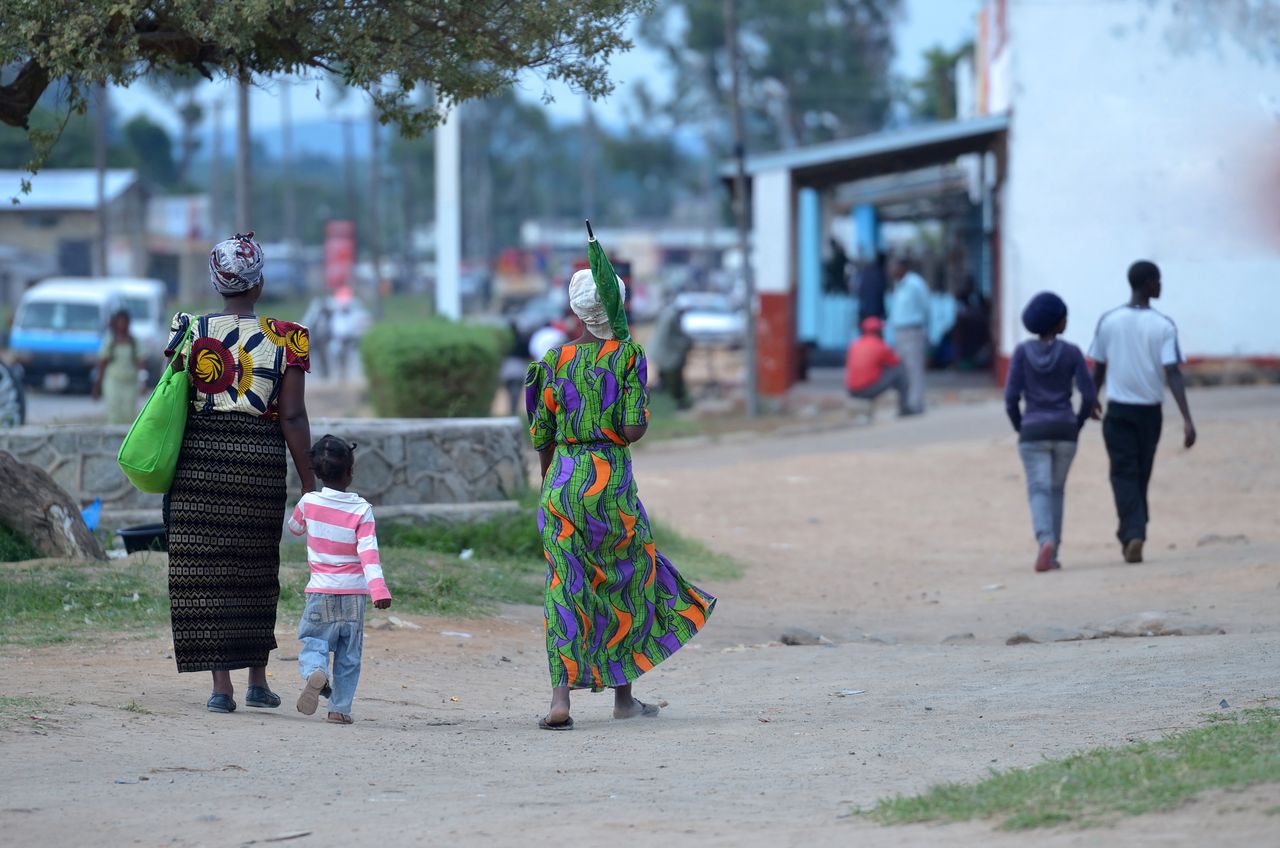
[1034,541,1056,573]
[1123,538,1144,564]
[297,669,329,715]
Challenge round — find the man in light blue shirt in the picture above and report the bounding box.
[888,259,931,414]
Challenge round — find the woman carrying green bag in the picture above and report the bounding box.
[164,232,315,714]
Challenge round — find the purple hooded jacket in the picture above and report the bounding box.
[1004,339,1097,441]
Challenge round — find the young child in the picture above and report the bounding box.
[288,435,392,724]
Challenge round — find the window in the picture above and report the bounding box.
[17,302,103,331]
[123,297,153,322]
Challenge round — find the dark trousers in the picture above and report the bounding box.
[849,365,909,414]
[1102,402,1163,543]
[660,367,689,408]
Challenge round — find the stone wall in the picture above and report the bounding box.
[0,417,530,524]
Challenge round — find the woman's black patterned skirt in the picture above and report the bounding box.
[165,412,286,672]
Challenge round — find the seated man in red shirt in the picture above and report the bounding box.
[845,316,909,415]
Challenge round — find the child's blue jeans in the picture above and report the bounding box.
[297,593,365,715]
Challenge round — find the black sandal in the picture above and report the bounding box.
[207,693,237,713]
[538,716,574,731]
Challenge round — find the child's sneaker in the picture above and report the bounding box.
[297,669,329,715]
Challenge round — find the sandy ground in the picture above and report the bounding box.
[2,385,1278,847]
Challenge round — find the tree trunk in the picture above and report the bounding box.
[0,452,106,561]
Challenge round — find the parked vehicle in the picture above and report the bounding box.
[676,292,747,348]
[110,277,168,379]
[8,279,126,393]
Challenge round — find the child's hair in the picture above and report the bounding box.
[309,434,356,484]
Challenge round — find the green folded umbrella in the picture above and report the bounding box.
[586,220,630,342]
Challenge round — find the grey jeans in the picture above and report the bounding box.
[894,325,927,413]
[1017,440,1078,546]
[850,365,909,414]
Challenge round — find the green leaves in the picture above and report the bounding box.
[0,0,652,171]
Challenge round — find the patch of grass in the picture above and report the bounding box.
[0,523,40,563]
[0,560,170,646]
[381,501,543,562]
[864,707,1280,830]
[379,497,742,585]
[0,695,54,727]
[277,548,544,619]
[1,497,739,643]
[119,700,152,714]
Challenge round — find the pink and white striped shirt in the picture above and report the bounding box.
[288,488,391,602]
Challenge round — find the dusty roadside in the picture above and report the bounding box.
[2,386,1277,847]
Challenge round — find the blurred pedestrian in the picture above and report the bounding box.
[1089,260,1196,564]
[823,238,850,296]
[648,298,693,409]
[953,275,991,369]
[92,308,141,425]
[499,320,529,416]
[302,295,333,379]
[928,280,958,369]
[887,258,931,415]
[1005,293,1096,572]
[856,251,888,322]
[844,316,908,415]
[330,287,368,382]
[528,313,572,361]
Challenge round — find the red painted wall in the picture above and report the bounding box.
[757,292,798,396]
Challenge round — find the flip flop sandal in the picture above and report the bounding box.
[615,699,661,720]
[245,686,281,708]
[296,670,328,716]
[538,716,574,731]
[326,713,354,725]
[207,693,237,713]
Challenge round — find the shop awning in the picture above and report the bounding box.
[726,114,1009,189]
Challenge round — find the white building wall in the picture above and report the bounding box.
[752,168,793,295]
[1001,0,1280,360]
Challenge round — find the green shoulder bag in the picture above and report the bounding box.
[117,319,194,493]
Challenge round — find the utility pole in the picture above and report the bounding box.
[434,105,461,320]
[581,95,597,220]
[368,105,383,317]
[210,98,224,237]
[235,73,251,230]
[93,83,108,277]
[725,0,759,417]
[281,77,298,252]
[341,115,359,278]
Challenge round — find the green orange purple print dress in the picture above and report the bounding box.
[525,339,716,691]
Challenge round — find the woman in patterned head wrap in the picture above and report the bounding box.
[524,267,716,730]
[164,232,316,713]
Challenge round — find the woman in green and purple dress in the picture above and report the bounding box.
[525,265,715,730]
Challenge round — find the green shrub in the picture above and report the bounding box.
[360,319,508,417]
[0,524,38,563]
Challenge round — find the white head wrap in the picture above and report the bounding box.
[568,268,626,340]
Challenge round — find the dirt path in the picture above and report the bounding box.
[2,386,1278,847]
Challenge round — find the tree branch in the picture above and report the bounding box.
[0,60,52,130]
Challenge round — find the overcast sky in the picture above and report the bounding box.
[109,0,982,133]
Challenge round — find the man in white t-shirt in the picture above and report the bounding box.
[1088,260,1196,564]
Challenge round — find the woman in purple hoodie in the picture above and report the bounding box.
[1005,292,1097,572]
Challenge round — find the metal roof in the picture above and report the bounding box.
[728,114,1009,188]
[1,169,139,211]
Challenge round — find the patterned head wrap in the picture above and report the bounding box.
[209,231,265,296]
[568,268,626,340]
